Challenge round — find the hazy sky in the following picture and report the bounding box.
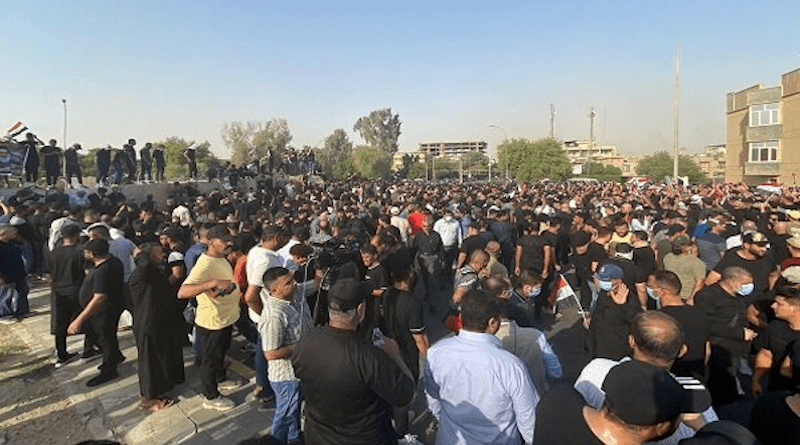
[1,0,798,159]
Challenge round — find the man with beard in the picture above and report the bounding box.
[705,231,779,325]
[129,243,184,411]
[68,239,125,387]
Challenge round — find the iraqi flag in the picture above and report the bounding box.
[5,121,27,139]
[547,274,577,305]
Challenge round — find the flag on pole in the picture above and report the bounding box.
[548,274,576,305]
[5,121,27,139]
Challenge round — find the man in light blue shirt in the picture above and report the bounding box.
[425,289,539,445]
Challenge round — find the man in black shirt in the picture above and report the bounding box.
[184,144,198,180]
[694,266,758,406]
[292,278,414,445]
[457,222,485,269]
[598,243,648,310]
[47,224,85,367]
[752,286,800,396]
[139,142,153,182]
[64,143,82,186]
[40,139,62,187]
[68,239,125,387]
[649,270,710,380]
[95,145,111,186]
[411,216,443,304]
[571,230,604,313]
[380,265,428,437]
[21,132,39,183]
[153,144,166,182]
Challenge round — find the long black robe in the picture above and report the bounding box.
[129,253,185,398]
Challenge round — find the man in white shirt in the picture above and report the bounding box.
[425,289,539,445]
[390,206,411,245]
[244,224,287,406]
[433,208,462,280]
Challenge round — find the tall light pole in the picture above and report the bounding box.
[488,124,509,180]
[673,37,680,182]
[62,99,67,178]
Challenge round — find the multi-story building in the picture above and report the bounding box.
[418,141,487,159]
[726,67,800,184]
[562,140,618,160]
[690,144,726,182]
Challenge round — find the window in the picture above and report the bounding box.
[749,141,779,162]
[749,103,780,126]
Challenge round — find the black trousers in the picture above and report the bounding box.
[140,161,152,181]
[88,309,123,374]
[25,165,38,182]
[66,165,82,184]
[198,324,233,399]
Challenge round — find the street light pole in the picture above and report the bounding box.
[62,99,67,179]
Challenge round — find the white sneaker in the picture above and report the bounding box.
[203,396,235,411]
[398,434,423,445]
[217,380,241,391]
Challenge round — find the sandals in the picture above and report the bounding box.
[139,398,176,412]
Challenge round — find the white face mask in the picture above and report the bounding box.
[598,280,614,292]
[444,215,453,222]
[617,252,633,261]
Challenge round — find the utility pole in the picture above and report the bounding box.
[549,103,556,139]
[673,37,680,182]
[62,99,68,180]
[587,107,596,175]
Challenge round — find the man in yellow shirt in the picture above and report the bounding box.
[178,225,241,410]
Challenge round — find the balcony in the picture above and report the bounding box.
[744,162,780,176]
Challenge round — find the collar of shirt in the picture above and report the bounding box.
[458,329,503,349]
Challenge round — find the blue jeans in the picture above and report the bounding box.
[270,380,302,442]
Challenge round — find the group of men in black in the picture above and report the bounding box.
[4,177,800,444]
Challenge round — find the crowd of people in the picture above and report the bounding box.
[1,175,800,444]
[5,132,319,190]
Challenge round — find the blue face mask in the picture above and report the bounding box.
[738,283,754,296]
[646,286,659,301]
[529,287,542,298]
[598,280,613,292]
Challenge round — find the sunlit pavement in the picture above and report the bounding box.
[7,272,591,445]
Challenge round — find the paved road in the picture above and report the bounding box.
[9,274,593,444]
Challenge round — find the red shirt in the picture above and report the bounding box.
[407,212,427,236]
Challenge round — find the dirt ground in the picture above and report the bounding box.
[0,323,95,445]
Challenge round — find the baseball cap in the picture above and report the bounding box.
[743,232,768,246]
[677,420,760,445]
[596,263,624,281]
[673,236,692,250]
[603,360,711,426]
[207,225,232,242]
[328,278,368,312]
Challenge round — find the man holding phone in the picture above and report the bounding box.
[178,224,241,410]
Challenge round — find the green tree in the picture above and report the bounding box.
[395,153,417,178]
[407,161,427,179]
[636,151,708,184]
[316,129,355,179]
[461,151,490,170]
[580,162,622,182]
[352,146,392,179]
[222,119,292,165]
[353,108,401,153]
[153,136,216,181]
[496,138,571,181]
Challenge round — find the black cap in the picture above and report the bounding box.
[328,278,368,312]
[603,361,711,426]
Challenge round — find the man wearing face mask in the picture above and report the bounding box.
[694,266,759,406]
[434,208,462,282]
[508,269,544,327]
[706,231,779,327]
[588,263,643,360]
[598,242,649,310]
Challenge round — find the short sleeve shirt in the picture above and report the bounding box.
[184,253,241,330]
